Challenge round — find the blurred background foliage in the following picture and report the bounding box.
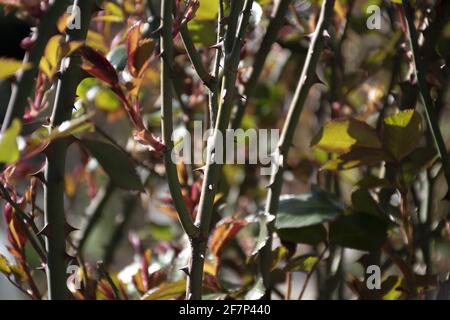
[0,0,449,300]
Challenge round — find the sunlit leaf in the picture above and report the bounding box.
[0,58,31,80]
[311,118,382,154]
[0,119,22,164]
[210,217,248,256]
[0,255,11,274]
[322,147,390,170]
[284,255,318,273]
[383,109,422,160]
[196,0,218,20]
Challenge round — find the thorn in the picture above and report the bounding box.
[37,224,50,237]
[180,266,190,276]
[65,222,79,235]
[29,170,46,185]
[193,165,206,172]
[151,25,163,36]
[35,264,46,272]
[157,49,165,59]
[64,252,76,263]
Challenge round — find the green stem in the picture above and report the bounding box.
[208,0,225,128]
[179,23,215,90]
[259,0,335,297]
[160,0,199,239]
[402,0,450,195]
[231,0,291,129]
[1,0,72,133]
[44,0,96,300]
[187,0,255,300]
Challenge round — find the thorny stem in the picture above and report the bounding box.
[160,0,199,239]
[1,0,72,133]
[44,0,96,300]
[179,23,215,90]
[187,0,254,300]
[402,0,450,196]
[208,0,225,128]
[259,0,335,298]
[231,0,291,129]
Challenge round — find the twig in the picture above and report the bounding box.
[44,0,96,300]
[179,23,215,90]
[187,0,254,300]
[259,0,335,297]
[298,244,329,300]
[1,0,72,133]
[0,184,47,262]
[231,0,291,129]
[285,272,292,300]
[402,0,450,196]
[160,0,199,239]
[208,0,225,128]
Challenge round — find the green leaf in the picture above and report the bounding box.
[351,189,383,217]
[76,77,99,100]
[0,255,11,274]
[311,118,382,154]
[80,139,144,191]
[275,188,343,245]
[95,87,121,111]
[48,114,94,140]
[196,0,219,20]
[382,109,422,160]
[329,213,387,251]
[275,189,344,230]
[401,147,438,183]
[284,255,319,273]
[381,276,404,300]
[141,279,186,300]
[0,119,21,164]
[187,20,217,46]
[277,224,327,245]
[322,147,390,170]
[0,58,31,80]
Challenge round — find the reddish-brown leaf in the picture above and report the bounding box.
[126,24,154,78]
[210,217,248,257]
[80,45,119,87]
